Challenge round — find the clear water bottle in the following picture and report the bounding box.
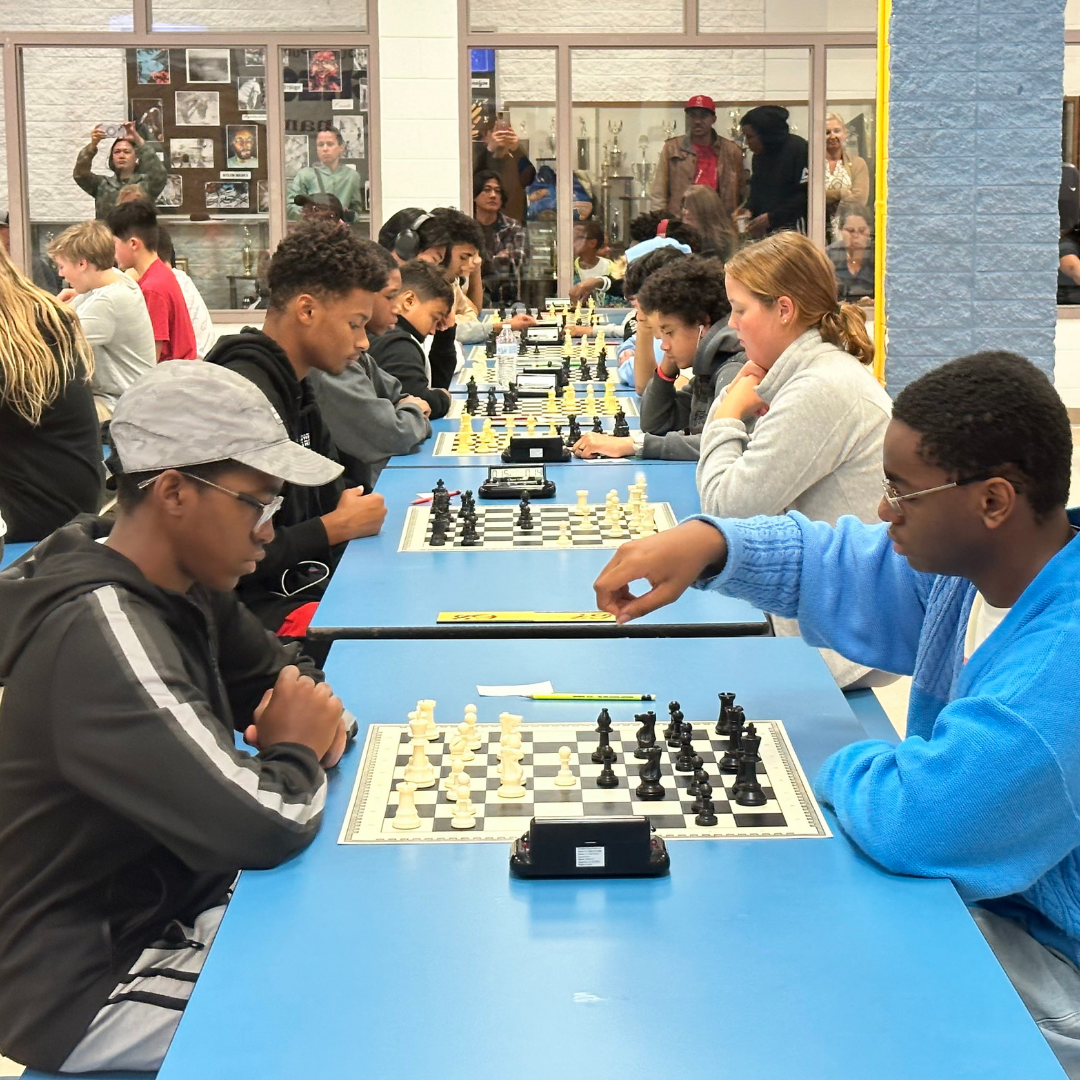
[495,324,517,390]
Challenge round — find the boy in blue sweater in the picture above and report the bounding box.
[594,352,1080,1077]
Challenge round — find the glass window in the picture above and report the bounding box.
[1061,47,1080,306]
[21,46,269,308]
[699,0,876,32]
[152,0,367,33]
[281,47,371,237]
[468,0,682,34]
[2,0,132,31]
[570,47,809,267]
[470,48,556,309]
[825,47,876,305]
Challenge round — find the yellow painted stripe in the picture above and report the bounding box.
[437,610,617,624]
[873,0,892,386]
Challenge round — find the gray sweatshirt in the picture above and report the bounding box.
[310,353,430,488]
[696,328,893,685]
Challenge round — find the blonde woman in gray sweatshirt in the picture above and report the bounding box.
[696,230,893,687]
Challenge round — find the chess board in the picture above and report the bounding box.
[398,500,677,552]
[453,355,619,392]
[446,396,638,422]
[433,431,512,457]
[339,719,831,844]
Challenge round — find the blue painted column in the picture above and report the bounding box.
[885,0,1065,392]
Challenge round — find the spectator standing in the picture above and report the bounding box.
[473,170,525,306]
[737,106,809,238]
[286,128,363,223]
[827,203,875,304]
[473,120,536,224]
[156,227,215,359]
[47,221,156,420]
[73,122,167,220]
[824,113,870,241]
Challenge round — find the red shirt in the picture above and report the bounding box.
[138,258,198,361]
[692,141,719,192]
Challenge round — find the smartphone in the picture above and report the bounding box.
[101,122,128,138]
[493,113,511,133]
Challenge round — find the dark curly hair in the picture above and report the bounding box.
[629,210,665,243]
[635,254,730,325]
[430,207,484,254]
[892,352,1072,518]
[659,218,704,253]
[623,246,688,300]
[268,220,390,309]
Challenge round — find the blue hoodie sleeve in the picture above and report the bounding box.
[689,511,931,675]
[816,622,1080,901]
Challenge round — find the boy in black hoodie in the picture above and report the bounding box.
[206,220,388,636]
[367,259,455,420]
[0,361,348,1072]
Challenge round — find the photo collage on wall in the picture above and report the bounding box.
[129,47,267,217]
[281,47,370,217]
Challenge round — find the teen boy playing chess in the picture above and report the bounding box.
[0,361,349,1072]
[595,351,1080,1076]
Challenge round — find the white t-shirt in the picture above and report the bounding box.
[172,267,215,359]
[72,273,156,406]
[963,592,1011,663]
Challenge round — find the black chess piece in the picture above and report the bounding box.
[719,706,745,772]
[592,416,603,434]
[715,691,736,736]
[635,745,666,800]
[465,376,480,414]
[695,783,719,827]
[533,343,540,357]
[486,386,498,417]
[595,353,608,382]
[518,334,528,356]
[504,385,518,412]
[567,414,582,443]
[516,491,531,524]
[612,408,630,438]
[633,711,657,760]
[687,764,707,799]
[595,707,613,734]
[691,777,713,814]
[428,517,447,547]
[733,725,766,806]
[459,517,480,547]
[485,330,498,358]
[665,701,684,747]
[579,360,591,383]
[460,490,475,514]
[591,709,614,764]
[596,758,619,788]
[675,722,695,772]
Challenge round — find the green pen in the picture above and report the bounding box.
[529,693,656,702]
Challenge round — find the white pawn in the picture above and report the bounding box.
[555,521,572,547]
[442,755,465,798]
[451,780,477,830]
[462,706,482,750]
[391,781,422,830]
[403,738,436,787]
[554,746,577,787]
[526,415,537,435]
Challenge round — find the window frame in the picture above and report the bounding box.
[1,0,378,317]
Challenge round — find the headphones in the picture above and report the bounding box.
[393,210,434,261]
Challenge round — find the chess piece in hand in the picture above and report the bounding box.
[594,521,728,624]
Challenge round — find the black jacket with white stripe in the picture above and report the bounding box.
[0,519,327,1071]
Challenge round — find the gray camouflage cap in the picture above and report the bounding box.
[109,360,343,486]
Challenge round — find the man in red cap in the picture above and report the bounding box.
[650,94,744,222]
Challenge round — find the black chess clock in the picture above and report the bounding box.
[509,816,670,878]
[478,466,556,500]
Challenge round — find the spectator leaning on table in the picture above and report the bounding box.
[311,242,432,490]
[0,361,349,1074]
[73,121,167,220]
[47,220,156,421]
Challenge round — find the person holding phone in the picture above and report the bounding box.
[73,121,167,220]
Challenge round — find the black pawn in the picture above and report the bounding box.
[687,764,707,799]
[674,723,695,772]
[635,745,666,800]
[465,377,480,414]
[633,711,657,760]
[486,386,498,416]
[695,784,719,827]
[612,408,630,438]
[567,414,582,443]
[715,692,736,736]
[596,757,619,788]
[516,491,531,524]
[592,415,603,434]
[719,706,745,772]
[533,343,541,357]
[459,518,479,547]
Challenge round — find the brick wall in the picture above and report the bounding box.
[468,0,683,34]
[150,0,366,31]
[885,0,1065,392]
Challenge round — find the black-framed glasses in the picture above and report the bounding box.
[881,474,988,515]
[138,471,283,530]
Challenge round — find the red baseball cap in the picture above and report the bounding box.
[685,95,716,112]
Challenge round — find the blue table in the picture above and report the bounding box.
[0,541,32,569]
[383,416,689,472]
[311,463,769,640]
[155,637,1062,1080]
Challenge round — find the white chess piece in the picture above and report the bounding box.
[454,723,476,762]
[526,415,537,435]
[554,746,577,787]
[403,739,436,787]
[391,781,422,830]
[451,780,477,830]
[421,699,439,741]
[576,490,589,516]
[462,706,482,750]
[497,748,527,799]
[555,521,572,547]
[407,713,427,742]
[442,755,465,797]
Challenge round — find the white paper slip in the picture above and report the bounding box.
[476,681,554,698]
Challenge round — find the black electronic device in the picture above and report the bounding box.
[501,435,571,464]
[510,816,670,878]
[477,465,556,500]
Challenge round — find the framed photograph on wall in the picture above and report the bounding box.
[130,98,163,143]
[205,181,250,210]
[174,90,220,126]
[237,76,265,112]
[307,49,342,93]
[243,47,266,68]
[225,124,259,169]
[136,48,170,85]
[170,138,215,169]
[336,115,365,160]
[186,48,231,84]
[284,134,309,179]
[156,173,183,208]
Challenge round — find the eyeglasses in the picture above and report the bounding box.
[881,474,988,515]
[138,471,283,530]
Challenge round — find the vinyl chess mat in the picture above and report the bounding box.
[453,357,619,391]
[339,720,831,844]
[446,396,638,422]
[437,429,628,457]
[398,500,675,552]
